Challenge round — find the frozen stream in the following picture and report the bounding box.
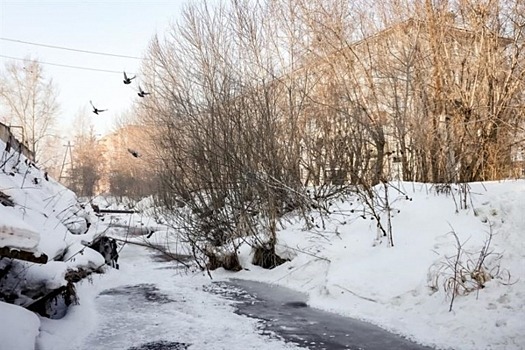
[79,283,191,350]
[208,279,435,350]
[64,243,303,350]
[66,243,434,350]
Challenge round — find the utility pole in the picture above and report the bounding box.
[58,141,73,183]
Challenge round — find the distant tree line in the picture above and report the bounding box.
[65,111,158,200]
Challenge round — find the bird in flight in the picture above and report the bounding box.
[123,71,136,84]
[127,148,140,158]
[90,100,107,115]
[137,85,150,98]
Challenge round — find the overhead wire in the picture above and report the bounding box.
[0,54,133,74]
[0,37,143,60]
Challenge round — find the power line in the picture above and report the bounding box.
[0,54,129,74]
[0,37,143,60]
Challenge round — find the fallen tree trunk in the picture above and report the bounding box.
[26,267,102,318]
[0,247,48,264]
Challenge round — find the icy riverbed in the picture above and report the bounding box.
[37,243,304,350]
[210,279,435,350]
[38,242,438,350]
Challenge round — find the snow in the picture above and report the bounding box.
[62,242,106,271]
[0,221,40,252]
[0,140,109,256]
[214,181,525,350]
[77,180,524,350]
[0,138,109,342]
[0,301,40,350]
[37,244,304,350]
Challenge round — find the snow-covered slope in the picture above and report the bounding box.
[216,181,525,350]
[0,139,109,349]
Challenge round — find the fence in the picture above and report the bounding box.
[0,122,35,161]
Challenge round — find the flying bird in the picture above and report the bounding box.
[127,148,140,158]
[90,100,107,115]
[123,71,136,84]
[137,85,150,98]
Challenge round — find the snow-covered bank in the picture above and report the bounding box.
[1,138,111,349]
[77,181,524,349]
[213,181,525,350]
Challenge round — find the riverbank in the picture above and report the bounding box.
[213,181,525,350]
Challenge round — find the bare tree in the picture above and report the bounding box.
[104,121,158,201]
[67,111,105,197]
[296,0,525,184]
[0,58,59,164]
[136,0,320,270]
[134,0,525,264]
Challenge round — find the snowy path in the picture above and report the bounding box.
[38,244,303,350]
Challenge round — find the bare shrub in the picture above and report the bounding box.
[428,225,512,311]
[433,182,474,213]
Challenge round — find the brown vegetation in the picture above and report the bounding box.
[131,0,524,266]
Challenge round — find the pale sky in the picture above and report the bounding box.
[0,0,194,138]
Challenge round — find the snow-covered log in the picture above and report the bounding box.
[0,224,40,253]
